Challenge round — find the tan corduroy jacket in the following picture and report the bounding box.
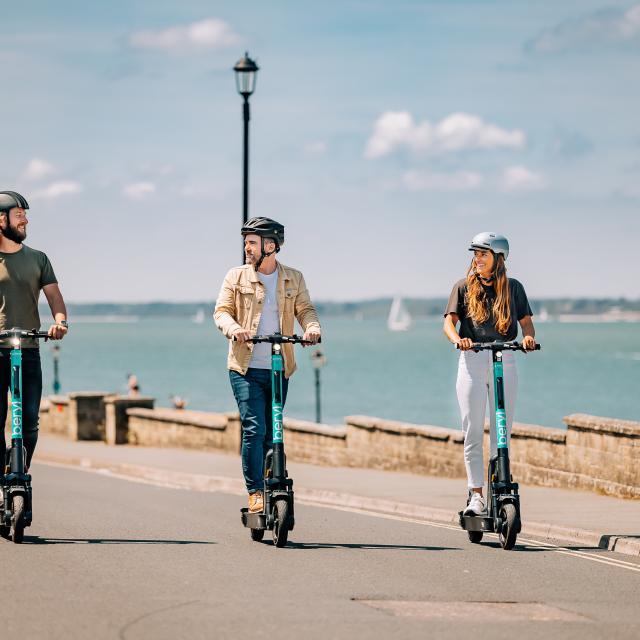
[214,262,321,378]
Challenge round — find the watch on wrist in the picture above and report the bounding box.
[59,320,69,329]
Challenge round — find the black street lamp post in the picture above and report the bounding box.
[233,52,259,264]
[310,349,327,424]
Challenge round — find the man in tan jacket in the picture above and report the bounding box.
[214,217,321,513]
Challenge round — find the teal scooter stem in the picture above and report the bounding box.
[240,332,318,548]
[1,328,50,544]
[457,340,541,550]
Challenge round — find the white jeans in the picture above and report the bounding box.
[456,350,518,489]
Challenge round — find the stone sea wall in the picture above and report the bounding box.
[37,393,639,499]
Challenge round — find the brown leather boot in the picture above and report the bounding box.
[248,491,264,513]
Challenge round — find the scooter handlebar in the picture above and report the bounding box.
[456,341,541,352]
[0,328,50,342]
[250,334,322,346]
[232,333,321,346]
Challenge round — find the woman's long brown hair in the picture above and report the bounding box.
[465,253,511,335]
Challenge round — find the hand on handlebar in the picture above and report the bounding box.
[521,335,536,351]
[47,324,67,340]
[232,328,253,343]
[302,328,321,347]
[456,337,474,351]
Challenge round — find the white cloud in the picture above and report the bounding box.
[436,113,525,152]
[365,111,525,159]
[129,19,241,52]
[402,170,483,192]
[501,166,547,192]
[34,181,82,199]
[303,141,328,155]
[528,4,640,53]
[123,182,156,200]
[22,158,56,181]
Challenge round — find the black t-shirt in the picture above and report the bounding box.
[444,277,533,342]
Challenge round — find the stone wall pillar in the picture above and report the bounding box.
[68,392,109,441]
[45,395,70,436]
[105,396,155,445]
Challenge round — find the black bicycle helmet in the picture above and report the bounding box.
[0,191,29,213]
[241,216,285,248]
[241,217,285,270]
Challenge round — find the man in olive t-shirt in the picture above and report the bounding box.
[0,190,68,468]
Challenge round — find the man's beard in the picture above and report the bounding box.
[1,224,26,244]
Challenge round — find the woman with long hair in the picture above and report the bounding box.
[443,232,536,515]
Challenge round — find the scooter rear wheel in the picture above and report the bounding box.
[272,498,290,548]
[10,495,25,544]
[499,503,518,550]
[250,528,265,542]
[468,531,483,544]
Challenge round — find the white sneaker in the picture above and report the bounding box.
[464,493,486,516]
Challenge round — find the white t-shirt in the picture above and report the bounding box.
[249,269,280,370]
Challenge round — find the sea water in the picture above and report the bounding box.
[40,317,639,429]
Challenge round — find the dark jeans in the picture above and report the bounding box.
[0,348,42,469]
[229,368,289,493]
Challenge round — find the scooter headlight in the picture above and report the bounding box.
[10,337,20,348]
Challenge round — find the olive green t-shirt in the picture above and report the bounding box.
[0,245,58,348]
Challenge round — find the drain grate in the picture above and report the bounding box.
[356,600,589,622]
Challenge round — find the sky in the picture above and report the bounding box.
[1,0,639,302]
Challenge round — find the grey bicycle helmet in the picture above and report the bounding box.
[0,191,29,213]
[469,231,509,260]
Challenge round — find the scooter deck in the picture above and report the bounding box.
[241,508,267,530]
[458,511,495,532]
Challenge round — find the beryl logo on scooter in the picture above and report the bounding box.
[11,400,22,437]
[273,405,284,443]
[496,409,507,448]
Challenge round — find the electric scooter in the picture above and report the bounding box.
[457,340,541,550]
[0,328,50,544]
[240,333,317,547]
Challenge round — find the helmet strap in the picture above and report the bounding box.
[254,237,277,272]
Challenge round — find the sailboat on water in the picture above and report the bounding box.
[192,308,206,324]
[387,296,412,331]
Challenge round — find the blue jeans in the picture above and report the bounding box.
[0,348,42,469]
[229,368,289,493]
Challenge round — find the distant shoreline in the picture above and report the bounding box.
[41,297,640,322]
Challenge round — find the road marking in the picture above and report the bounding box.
[516,536,640,571]
[305,501,640,573]
[38,459,640,573]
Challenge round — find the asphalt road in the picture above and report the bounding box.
[1,464,638,640]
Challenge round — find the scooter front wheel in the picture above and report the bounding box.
[468,531,483,544]
[499,503,518,550]
[250,528,265,542]
[272,498,290,548]
[10,495,25,544]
